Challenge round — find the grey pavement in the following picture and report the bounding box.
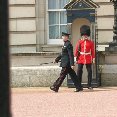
[11,87,117,117]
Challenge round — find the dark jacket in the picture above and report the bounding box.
[55,40,74,67]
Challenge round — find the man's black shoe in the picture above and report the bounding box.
[50,86,58,92]
[74,87,83,92]
[88,87,93,90]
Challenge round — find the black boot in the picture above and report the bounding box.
[50,86,59,92]
[50,76,64,92]
[74,87,83,92]
[88,87,93,90]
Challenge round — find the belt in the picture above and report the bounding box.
[80,52,91,55]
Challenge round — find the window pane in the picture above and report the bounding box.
[49,26,59,39]
[60,25,67,35]
[60,11,67,24]
[48,0,59,9]
[49,12,59,25]
[59,0,70,9]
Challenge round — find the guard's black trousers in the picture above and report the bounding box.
[53,67,80,90]
[77,64,92,88]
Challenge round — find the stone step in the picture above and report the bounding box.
[11,52,60,67]
[10,45,37,54]
[42,45,62,52]
[11,52,60,56]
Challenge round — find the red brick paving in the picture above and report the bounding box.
[11,87,117,117]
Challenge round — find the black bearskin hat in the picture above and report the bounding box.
[80,25,90,36]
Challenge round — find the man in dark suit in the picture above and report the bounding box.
[50,32,82,92]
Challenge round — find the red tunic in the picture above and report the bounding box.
[74,38,95,64]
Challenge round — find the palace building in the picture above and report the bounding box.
[9,0,113,53]
[9,0,117,87]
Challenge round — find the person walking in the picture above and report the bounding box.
[50,32,82,92]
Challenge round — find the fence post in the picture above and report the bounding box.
[0,0,12,117]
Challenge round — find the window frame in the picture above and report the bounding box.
[47,0,68,44]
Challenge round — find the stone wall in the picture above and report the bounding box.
[101,65,117,86]
[11,66,67,87]
[9,0,114,52]
[10,65,117,87]
[9,0,37,53]
[96,0,114,46]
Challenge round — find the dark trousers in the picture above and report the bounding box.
[77,64,92,88]
[53,67,80,90]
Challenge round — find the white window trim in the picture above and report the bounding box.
[49,24,67,26]
[48,39,64,45]
[48,9,66,11]
[47,0,67,45]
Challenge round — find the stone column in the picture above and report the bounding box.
[106,0,117,51]
[103,0,117,86]
[36,0,46,51]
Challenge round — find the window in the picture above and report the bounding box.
[48,0,70,40]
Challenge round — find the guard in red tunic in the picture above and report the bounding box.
[74,25,95,90]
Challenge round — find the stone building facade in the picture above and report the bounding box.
[9,0,114,53]
[9,0,117,87]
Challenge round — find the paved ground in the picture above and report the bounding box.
[11,87,117,117]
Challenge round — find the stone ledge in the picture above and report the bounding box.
[11,52,60,56]
[42,45,62,52]
[9,0,35,5]
[101,73,117,86]
[102,65,117,73]
[101,65,117,86]
[11,66,67,87]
